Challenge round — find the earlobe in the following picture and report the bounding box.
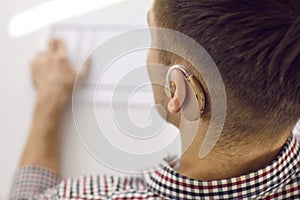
[167,97,181,113]
[166,69,187,114]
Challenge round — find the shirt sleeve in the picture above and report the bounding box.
[9,166,61,200]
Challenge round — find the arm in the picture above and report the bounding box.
[19,95,64,174]
[20,38,76,173]
[10,38,76,199]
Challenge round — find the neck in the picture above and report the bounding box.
[177,125,291,180]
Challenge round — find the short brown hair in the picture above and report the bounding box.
[153,0,300,137]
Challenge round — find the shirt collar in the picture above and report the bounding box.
[144,134,300,199]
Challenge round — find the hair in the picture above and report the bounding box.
[153,0,300,140]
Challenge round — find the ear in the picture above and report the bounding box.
[167,69,187,113]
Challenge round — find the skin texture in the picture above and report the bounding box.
[20,38,77,175]
[146,8,291,180]
[20,5,291,180]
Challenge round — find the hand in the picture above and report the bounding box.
[31,38,76,107]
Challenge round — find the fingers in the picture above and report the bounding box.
[32,38,68,66]
[33,37,64,62]
[37,52,47,60]
[31,52,46,67]
[48,38,67,56]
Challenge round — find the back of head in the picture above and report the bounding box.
[153,0,300,140]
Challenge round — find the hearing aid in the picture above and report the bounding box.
[165,65,205,121]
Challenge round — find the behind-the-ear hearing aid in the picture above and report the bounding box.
[165,65,205,121]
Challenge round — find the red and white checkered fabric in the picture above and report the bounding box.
[9,134,300,199]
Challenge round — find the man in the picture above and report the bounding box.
[9,0,300,199]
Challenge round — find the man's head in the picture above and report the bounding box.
[147,0,300,143]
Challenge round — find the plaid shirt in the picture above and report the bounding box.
[9,134,300,200]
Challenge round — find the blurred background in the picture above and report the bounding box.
[0,0,181,198]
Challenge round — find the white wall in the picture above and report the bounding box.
[0,0,181,199]
[0,0,41,198]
